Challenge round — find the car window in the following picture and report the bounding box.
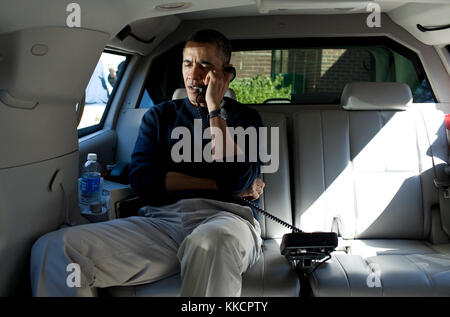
[78,51,128,133]
[137,42,185,108]
[229,47,435,104]
[138,89,156,108]
[137,38,435,106]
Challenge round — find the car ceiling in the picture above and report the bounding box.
[1,0,450,54]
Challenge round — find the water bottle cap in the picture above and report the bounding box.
[87,153,97,161]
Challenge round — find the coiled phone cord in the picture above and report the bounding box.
[234,195,302,233]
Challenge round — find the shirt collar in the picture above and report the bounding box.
[183,97,200,118]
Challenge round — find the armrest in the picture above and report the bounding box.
[105,162,130,185]
[116,195,147,218]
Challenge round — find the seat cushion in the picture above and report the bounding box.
[345,239,436,258]
[241,239,299,297]
[430,243,450,255]
[106,239,299,297]
[310,239,450,297]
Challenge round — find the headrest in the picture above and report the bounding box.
[172,88,188,100]
[172,88,237,101]
[341,82,413,111]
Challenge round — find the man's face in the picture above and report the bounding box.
[182,41,225,106]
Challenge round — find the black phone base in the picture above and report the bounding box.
[280,232,337,273]
[234,196,338,277]
[280,232,338,297]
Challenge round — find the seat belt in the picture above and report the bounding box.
[420,110,450,236]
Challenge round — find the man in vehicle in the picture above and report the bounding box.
[30,29,265,297]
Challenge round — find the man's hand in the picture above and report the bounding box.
[204,64,234,112]
[237,178,265,201]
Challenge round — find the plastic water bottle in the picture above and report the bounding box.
[80,153,102,205]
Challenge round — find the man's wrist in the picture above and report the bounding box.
[207,103,221,112]
[207,99,225,112]
[208,100,227,121]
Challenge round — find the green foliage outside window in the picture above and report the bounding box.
[229,74,291,104]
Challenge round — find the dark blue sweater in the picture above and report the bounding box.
[129,97,263,219]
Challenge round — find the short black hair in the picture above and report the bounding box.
[185,29,232,64]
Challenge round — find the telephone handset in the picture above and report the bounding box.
[224,66,237,82]
[196,66,236,106]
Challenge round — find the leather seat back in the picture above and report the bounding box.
[292,82,446,239]
[258,112,293,239]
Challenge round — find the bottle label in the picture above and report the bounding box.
[81,177,101,193]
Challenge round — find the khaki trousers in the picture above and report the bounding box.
[30,198,262,297]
